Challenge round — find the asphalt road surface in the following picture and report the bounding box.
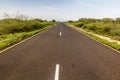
[0,23,120,80]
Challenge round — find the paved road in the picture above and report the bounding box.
[0,23,120,80]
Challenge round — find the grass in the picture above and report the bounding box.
[86,32,120,51]
[0,26,51,50]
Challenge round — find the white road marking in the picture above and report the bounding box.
[54,64,60,80]
[60,32,62,36]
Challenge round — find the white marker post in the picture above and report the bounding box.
[54,64,60,80]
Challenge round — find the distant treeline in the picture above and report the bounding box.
[0,18,55,35]
[69,18,120,40]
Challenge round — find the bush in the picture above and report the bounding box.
[71,18,120,41]
[74,22,84,27]
[0,19,54,35]
[87,23,97,30]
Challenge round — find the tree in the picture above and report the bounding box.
[3,13,10,19]
[15,14,28,20]
[68,20,74,23]
[52,19,56,22]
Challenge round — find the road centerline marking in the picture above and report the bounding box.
[54,64,60,80]
[59,32,62,36]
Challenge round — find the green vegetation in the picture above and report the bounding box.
[68,18,120,51]
[0,18,55,50]
[0,19,54,34]
[71,18,120,41]
[80,28,120,51]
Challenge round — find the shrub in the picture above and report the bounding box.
[72,18,120,41]
[0,19,53,35]
[74,22,84,27]
[87,23,97,30]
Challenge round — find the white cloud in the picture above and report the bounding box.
[74,0,94,6]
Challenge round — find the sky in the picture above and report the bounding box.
[0,0,120,21]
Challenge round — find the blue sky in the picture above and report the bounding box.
[0,0,120,21]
